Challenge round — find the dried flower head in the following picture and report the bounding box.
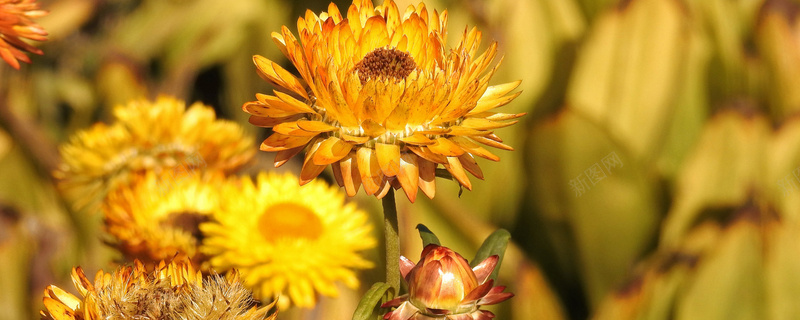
[41,258,277,320]
[103,171,224,268]
[0,0,47,69]
[382,245,513,320]
[55,96,254,211]
[201,172,376,309]
[244,0,523,202]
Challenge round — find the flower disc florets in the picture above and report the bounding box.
[244,0,523,202]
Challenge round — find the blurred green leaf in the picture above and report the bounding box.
[527,108,660,308]
[661,112,769,246]
[758,5,800,119]
[415,224,441,248]
[764,222,800,320]
[676,219,765,320]
[352,282,394,320]
[769,117,800,222]
[567,0,692,161]
[470,228,510,281]
[512,261,568,320]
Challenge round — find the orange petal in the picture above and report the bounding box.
[375,180,393,199]
[428,137,465,157]
[376,143,401,177]
[71,267,93,295]
[398,153,420,202]
[478,80,522,101]
[248,115,303,128]
[469,90,522,115]
[445,156,472,190]
[275,146,304,167]
[460,117,518,130]
[255,94,314,115]
[408,146,448,164]
[331,162,344,187]
[418,158,436,199]
[45,286,81,310]
[357,147,383,195]
[481,112,527,121]
[450,136,500,161]
[273,122,321,137]
[458,153,484,179]
[274,90,317,114]
[297,120,338,132]
[447,126,489,136]
[300,140,327,185]
[340,153,362,196]
[253,55,309,100]
[399,132,435,145]
[243,101,296,118]
[341,133,371,144]
[361,119,387,137]
[471,135,514,151]
[313,136,353,165]
[43,297,77,319]
[261,133,314,151]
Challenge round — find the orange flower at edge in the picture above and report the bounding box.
[244,0,523,202]
[0,0,47,69]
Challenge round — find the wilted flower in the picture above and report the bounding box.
[201,172,376,309]
[382,244,513,320]
[40,258,277,320]
[244,0,523,202]
[55,96,254,211]
[0,0,47,69]
[103,171,224,268]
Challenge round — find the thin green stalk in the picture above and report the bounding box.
[382,189,400,292]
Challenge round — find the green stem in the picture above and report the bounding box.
[382,189,400,292]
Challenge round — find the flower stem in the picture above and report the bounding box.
[382,189,400,293]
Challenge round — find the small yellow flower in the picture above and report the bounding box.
[0,0,47,69]
[40,258,277,320]
[103,171,223,268]
[55,96,255,211]
[201,172,376,309]
[244,0,523,202]
[382,244,513,320]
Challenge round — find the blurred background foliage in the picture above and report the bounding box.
[3,0,800,319]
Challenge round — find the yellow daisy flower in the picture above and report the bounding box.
[201,172,376,309]
[55,96,255,211]
[244,0,523,202]
[41,258,277,320]
[0,0,47,69]
[103,171,222,267]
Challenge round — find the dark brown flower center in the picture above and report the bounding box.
[355,48,416,84]
[162,212,210,241]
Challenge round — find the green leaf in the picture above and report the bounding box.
[470,229,511,281]
[416,224,441,247]
[352,282,394,320]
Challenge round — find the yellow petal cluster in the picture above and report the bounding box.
[103,171,223,268]
[56,96,255,211]
[41,258,277,320]
[0,0,47,69]
[244,0,523,202]
[201,172,376,309]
